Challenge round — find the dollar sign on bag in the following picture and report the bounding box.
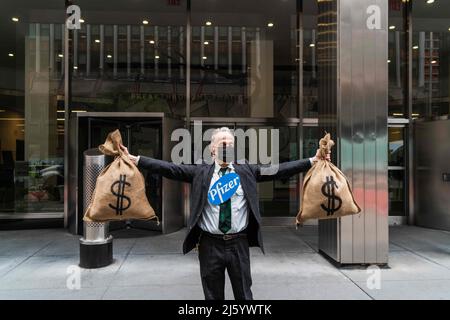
[109,174,131,215]
[320,176,342,216]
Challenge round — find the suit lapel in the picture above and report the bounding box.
[203,163,215,190]
[234,163,260,222]
[233,163,247,196]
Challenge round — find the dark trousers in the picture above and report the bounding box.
[197,231,253,300]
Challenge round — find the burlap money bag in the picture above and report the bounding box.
[83,129,158,223]
[296,133,361,225]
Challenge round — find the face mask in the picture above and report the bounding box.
[216,142,235,163]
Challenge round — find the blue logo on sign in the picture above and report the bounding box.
[208,172,241,205]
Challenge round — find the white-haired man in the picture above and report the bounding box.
[120,127,330,300]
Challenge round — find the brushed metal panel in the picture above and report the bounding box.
[318,0,389,264]
[374,0,389,264]
[348,0,366,264]
[317,0,339,262]
[338,0,354,264]
[363,0,379,264]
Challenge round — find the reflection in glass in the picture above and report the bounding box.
[388,127,405,167]
[388,2,406,118]
[388,170,405,216]
[0,3,65,218]
[70,1,187,115]
[303,126,319,161]
[303,1,318,118]
[191,0,299,118]
[412,1,450,118]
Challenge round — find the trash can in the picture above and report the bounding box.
[79,148,113,268]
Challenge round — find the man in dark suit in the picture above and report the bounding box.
[120,127,329,300]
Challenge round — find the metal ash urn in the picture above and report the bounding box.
[79,148,113,268]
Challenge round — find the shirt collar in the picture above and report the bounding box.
[214,160,234,174]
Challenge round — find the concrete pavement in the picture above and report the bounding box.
[0,225,449,300]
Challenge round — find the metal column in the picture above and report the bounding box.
[317,0,389,265]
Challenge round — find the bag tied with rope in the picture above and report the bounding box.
[296,133,361,225]
[83,129,159,223]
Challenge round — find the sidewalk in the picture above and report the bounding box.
[0,225,449,300]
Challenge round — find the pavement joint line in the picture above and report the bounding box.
[389,240,450,271]
[287,247,375,300]
[286,227,320,253]
[352,278,450,282]
[99,237,139,299]
[288,227,373,300]
[0,238,56,281]
[335,268,375,300]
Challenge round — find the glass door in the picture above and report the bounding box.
[388,125,406,218]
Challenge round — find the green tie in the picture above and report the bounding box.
[218,167,232,234]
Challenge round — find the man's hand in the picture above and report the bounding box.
[311,148,331,163]
[120,144,139,165]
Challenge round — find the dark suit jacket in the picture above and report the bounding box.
[137,157,312,254]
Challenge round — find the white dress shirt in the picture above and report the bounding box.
[198,161,248,234]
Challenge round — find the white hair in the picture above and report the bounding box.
[210,127,234,145]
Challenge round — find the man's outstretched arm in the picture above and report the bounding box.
[121,145,196,183]
[250,148,331,182]
[137,156,196,183]
[250,158,314,182]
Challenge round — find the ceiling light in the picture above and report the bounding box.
[149,40,155,44]
[202,56,207,60]
[95,39,100,43]
[107,54,112,58]
[155,55,160,59]
[389,25,396,30]
[309,43,315,47]
[413,45,419,49]
[79,19,85,23]
[8,53,14,57]
[205,21,212,26]
[12,17,19,22]
[267,22,274,27]
[142,20,149,25]
[426,0,435,4]
[387,59,391,63]
[204,41,209,45]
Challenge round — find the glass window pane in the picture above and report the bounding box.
[71,1,186,115]
[388,170,405,216]
[388,127,405,167]
[412,1,450,119]
[0,3,65,218]
[388,2,407,118]
[191,0,300,118]
[303,126,319,160]
[303,1,318,118]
